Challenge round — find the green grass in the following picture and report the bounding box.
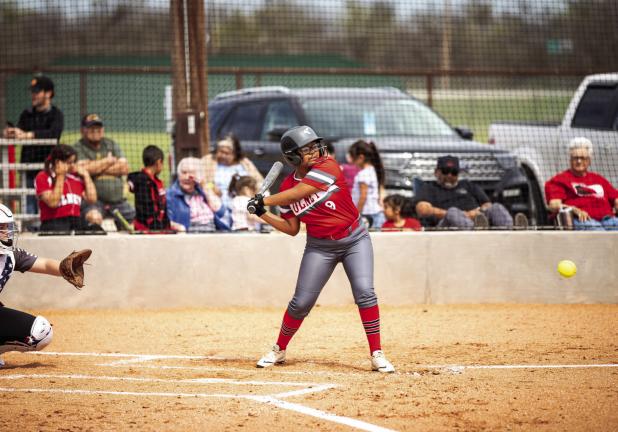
[433,96,571,143]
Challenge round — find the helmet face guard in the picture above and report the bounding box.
[0,204,16,253]
[0,222,16,253]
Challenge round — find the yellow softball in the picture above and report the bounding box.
[557,260,577,278]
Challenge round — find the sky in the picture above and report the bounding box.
[11,0,569,18]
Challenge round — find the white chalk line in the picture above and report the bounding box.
[0,373,392,432]
[0,373,337,400]
[440,363,618,370]
[102,363,368,377]
[8,352,618,432]
[27,351,618,373]
[0,373,336,389]
[0,386,397,432]
[29,351,238,363]
[246,395,398,432]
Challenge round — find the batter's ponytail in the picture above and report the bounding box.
[367,140,384,187]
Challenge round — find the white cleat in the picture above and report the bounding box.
[256,344,286,368]
[0,357,4,368]
[371,350,395,373]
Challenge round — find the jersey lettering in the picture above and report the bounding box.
[289,185,339,217]
[60,193,83,206]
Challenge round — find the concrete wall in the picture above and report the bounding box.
[3,231,617,309]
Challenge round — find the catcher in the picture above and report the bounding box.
[0,203,91,368]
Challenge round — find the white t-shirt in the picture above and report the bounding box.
[231,195,258,231]
[352,166,382,215]
[215,163,248,209]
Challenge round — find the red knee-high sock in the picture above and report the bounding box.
[276,310,304,350]
[359,305,381,354]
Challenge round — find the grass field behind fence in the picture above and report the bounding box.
[8,95,571,216]
[55,95,571,176]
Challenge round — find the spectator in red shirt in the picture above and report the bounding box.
[545,137,618,230]
[381,194,422,232]
[35,144,98,233]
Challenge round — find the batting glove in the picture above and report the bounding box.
[247,194,266,216]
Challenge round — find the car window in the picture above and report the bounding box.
[260,100,299,139]
[219,102,266,140]
[572,84,618,130]
[301,97,455,138]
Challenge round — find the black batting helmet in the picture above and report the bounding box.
[280,125,324,166]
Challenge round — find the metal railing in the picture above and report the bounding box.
[0,138,55,220]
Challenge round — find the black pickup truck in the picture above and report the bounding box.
[208,86,530,216]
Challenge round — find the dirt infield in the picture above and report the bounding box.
[1,305,617,431]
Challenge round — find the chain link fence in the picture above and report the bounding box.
[1,0,617,232]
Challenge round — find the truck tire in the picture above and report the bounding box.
[523,167,547,226]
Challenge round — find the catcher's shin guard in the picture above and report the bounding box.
[0,315,53,354]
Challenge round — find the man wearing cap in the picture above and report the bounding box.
[414,155,522,229]
[73,114,135,230]
[2,75,64,215]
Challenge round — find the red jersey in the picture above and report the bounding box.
[545,170,618,221]
[279,157,360,238]
[35,170,85,221]
[381,218,422,231]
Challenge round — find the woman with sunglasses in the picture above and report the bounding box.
[247,126,395,373]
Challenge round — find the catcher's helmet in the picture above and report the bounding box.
[280,125,325,166]
[0,203,16,253]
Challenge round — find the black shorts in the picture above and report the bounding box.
[40,216,104,234]
[0,306,36,345]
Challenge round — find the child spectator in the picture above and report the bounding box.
[349,140,386,228]
[35,144,99,233]
[340,147,361,193]
[229,175,262,231]
[127,145,170,232]
[381,194,422,231]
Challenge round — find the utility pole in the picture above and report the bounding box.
[171,0,210,159]
[441,0,452,91]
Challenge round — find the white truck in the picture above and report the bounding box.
[488,73,618,224]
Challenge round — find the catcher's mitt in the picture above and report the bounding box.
[59,249,92,289]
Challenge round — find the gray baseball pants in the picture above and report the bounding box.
[287,226,378,319]
[437,203,513,228]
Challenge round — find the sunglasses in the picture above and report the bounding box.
[440,167,459,176]
[570,156,589,162]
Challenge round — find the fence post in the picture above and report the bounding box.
[426,73,434,107]
[235,71,243,90]
[79,72,87,119]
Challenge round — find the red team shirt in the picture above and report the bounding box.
[35,171,84,221]
[545,170,618,221]
[279,157,360,238]
[381,218,422,231]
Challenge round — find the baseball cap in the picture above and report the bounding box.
[30,76,54,93]
[436,155,460,171]
[81,113,104,128]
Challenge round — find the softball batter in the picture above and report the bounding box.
[248,126,395,373]
[0,203,90,367]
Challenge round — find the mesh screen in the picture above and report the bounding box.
[1,0,617,232]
